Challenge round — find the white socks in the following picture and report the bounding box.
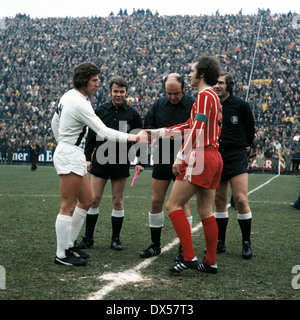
[148,212,193,228]
[112,209,125,218]
[55,206,87,259]
[237,212,252,220]
[69,207,87,248]
[88,207,99,215]
[214,211,229,219]
[149,211,164,228]
[187,215,193,229]
[55,214,72,259]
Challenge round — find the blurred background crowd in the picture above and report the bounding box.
[0,9,299,171]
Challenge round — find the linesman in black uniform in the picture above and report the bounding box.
[77,76,143,250]
[213,71,255,259]
[139,73,195,260]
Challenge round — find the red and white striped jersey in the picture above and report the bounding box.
[161,87,222,160]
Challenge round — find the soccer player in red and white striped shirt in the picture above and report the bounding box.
[147,56,223,273]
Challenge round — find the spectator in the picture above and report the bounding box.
[293,132,300,143]
[6,142,13,164]
[0,11,299,170]
[256,149,265,174]
[284,150,293,174]
[272,149,279,174]
[29,140,40,171]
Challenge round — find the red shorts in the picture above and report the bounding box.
[177,147,223,189]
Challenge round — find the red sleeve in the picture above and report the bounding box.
[177,91,210,159]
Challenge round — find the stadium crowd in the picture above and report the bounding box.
[0,9,299,170]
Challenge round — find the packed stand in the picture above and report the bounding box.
[0,10,299,171]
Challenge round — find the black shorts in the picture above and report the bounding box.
[220,148,248,181]
[90,162,130,180]
[152,163,175,181]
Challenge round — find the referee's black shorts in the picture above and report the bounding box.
[152,163,176,181]
[220,148,248,181]
[90,162,130,180]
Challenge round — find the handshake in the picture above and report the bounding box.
[128,128,183,177]
[129,129,161,144]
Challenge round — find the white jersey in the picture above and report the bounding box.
[51,89,128,148]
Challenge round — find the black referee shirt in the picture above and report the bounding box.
[219,95,255,150]
[144,94,195,163]
[85,101,142,163]
[144,94,194,129]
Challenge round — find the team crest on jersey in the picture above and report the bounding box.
[230,115,239,124]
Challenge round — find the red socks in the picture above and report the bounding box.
[169,210,218,265]
[202,215,218,265]
[169,209,195,261]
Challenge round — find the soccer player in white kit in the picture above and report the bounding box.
[51,62,147,266]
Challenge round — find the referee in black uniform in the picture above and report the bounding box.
[213,71,255,259]
[77,76,143,250]
[139,73,195,260]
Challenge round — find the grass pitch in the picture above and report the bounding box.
[0,165,299,301]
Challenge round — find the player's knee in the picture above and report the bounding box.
[60,205,76,216]
[112,195,124,209]
[214,196,227,211]
[165,199,179,214]
[165,200,171,213]
[79,196,93,211]
[150,197,164,213]
[91,195,101,207]
[234,194,248,210]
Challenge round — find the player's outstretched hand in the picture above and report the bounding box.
[128,130,149,143]
[137,130,150,144]
[144,129,160,142]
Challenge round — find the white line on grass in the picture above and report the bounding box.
[87,223,204,300]
[85,175,279,300]
[247,174,279,196]
[0,175,279,200]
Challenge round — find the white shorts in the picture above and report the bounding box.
[53,142,87,177]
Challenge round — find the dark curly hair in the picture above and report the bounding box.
[73,62,100,89]
[194,55,221,86]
